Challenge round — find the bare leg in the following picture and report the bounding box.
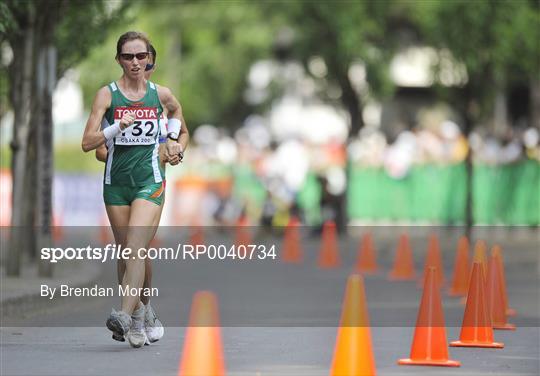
[141,193,165,305]
[120,198,162,314]
[105,205,130,285]
[141,259,152,306]
[110,197,165,305]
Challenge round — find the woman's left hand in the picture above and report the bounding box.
[165,140,183,165]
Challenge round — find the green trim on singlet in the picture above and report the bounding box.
[103,81,164,187]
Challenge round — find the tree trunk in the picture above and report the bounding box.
[463,86,474,239]
[35,44,56,277]
[7,7,36,276]
[337,71,364,137]
[336,74,360,230]
[530,78,540,129]
[7,0,60,277]
[34,1,60,277]
[493,88,508,135]
[464,145,473,239]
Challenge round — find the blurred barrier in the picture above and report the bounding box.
[473,160,540,225]
[0,171,103,227]
[232,164,266,218]
[297,172,322,226]
[347,159,539,225]
[172,175,210,225]
[348,163,465,223]
[1,160,537,226]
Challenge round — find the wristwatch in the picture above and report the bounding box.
[167,132,179,141]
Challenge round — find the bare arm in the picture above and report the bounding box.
[178,114,190,153]
[81,87,111,152]
[158,86,190,164]
[95,144,108,162]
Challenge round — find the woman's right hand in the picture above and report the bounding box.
[120,111,135,130]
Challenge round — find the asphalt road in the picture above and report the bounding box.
[1,226,539,375]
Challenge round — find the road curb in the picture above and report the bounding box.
[1,262,102,320]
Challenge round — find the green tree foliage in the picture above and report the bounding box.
[412,0,540,123]
[55,0,131,77]
[78,0,274,128]
[261,0,403,134]
[409,0,539,233]
[1,0,131,118]
[1,0,132,276]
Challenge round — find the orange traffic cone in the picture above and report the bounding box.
[473,239,488,281]
[448,236,470,296]
[388,233,416,281]
[52,213,64,244]
[492,245,517,317]
[281,216,303,263]
[354,232,378,274]
[178,291,226,376]
[450,262,504,348]
[330,273,376,376]
[317,220,340,268]
[235,215,251,246]
[460,239,489,305]
[398,267,460,367]
[189,223,205,247]
[419,234,445,288]
[486,254,516,330]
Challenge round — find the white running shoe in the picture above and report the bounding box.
[106,309,131,341]
[144,303,164,343]
[127,305,147,348]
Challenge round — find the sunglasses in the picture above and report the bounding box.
[119,52,150,61]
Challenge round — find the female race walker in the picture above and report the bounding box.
[95,44,170,345]
[82,31,189,348]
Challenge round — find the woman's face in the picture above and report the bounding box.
[117,39,149,80]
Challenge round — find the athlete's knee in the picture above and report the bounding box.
[138,247,148,259]
[129,244,148,259]
[122,244,147,260]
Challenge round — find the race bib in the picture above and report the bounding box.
[113,107,159,145]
